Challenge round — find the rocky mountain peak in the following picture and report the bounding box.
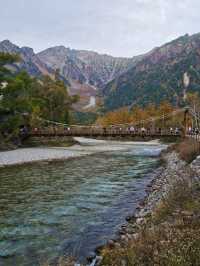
[0,40,20,53]
[21,47,35,58]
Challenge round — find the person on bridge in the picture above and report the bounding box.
[188,126,192,135]
[130,126,135,134]
[34,127,38,134]
[175,127,179,135]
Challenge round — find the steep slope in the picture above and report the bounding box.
[37,47,140,88]
[36,45,143,110]
[0,40,142,110]
[103,33,200,110]
[37,46,87,84]
[0,40,53,77]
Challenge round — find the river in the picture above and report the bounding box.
[0,139,166,266]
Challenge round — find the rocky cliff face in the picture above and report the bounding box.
[0,40,140,109]
[0,40,139,89]
[37,46,139,88]
[0,40,53,77]
[103,33,200,110]
[0,40,142,110]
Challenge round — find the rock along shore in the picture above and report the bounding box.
[88,151,200,266]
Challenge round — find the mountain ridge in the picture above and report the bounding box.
[103,33,200,110]
[1,33,200,112]
[0,39,141,109]
[0,40,139,88]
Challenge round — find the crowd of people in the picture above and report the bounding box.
[98,126,182,135]
[31,125,200,136]
[187,127,200,135]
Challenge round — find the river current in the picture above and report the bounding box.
[0,140,166,265]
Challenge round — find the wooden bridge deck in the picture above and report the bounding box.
[30,130,182,138]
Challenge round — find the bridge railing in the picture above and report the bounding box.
[30,126,182,137]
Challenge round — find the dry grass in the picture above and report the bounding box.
[100,177,200,266]
[174,138,200,163]
[42,256,75,266]
[101,141,200,265]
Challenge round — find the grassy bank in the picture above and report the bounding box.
[174,138,200,163]
[101,177,200,266]
[0,135,77,151]
[0,135,18,151]
[21,136,77,148]
[100,138,200,266]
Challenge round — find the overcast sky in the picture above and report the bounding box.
[1,0,200,57]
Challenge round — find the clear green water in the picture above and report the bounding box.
[0,146,161,266]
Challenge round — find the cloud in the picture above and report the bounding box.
[0,0,200,57]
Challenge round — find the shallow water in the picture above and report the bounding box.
[0,143,163,265]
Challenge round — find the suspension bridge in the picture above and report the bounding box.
[28,107,199,139]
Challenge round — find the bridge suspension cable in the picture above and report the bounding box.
[35,107,186,129]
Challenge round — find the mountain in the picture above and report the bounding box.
[0,40,141,90]
[0,40,53,78]
[103,33,200,110]
[37,46,140,88]
[37,46,143,110]
[2,34,200,113]
[0,40,141,110]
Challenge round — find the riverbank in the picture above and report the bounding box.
[0,147,85,167]
[98,140,200,266]
[22,136,77,148]
[0,136,77,152]
[0,138,166,167]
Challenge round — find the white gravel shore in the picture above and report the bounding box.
[0,138,166,167]
[0,147,86,167]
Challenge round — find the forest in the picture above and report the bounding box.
[0,52,78,144]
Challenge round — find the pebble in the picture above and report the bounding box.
[87,252,96,263]
[115,243,121,248]
[132,233,139,240]
[136,218,144,224]
[107,240,115,248]
[95,256,103,266]
[121,235,128,242]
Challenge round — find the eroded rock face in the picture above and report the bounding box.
[0,39,140,109]
[0,40,138,89]
[0,40,53,77]
[37,46,137,88]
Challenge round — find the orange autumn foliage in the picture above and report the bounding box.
[96,102,181,128]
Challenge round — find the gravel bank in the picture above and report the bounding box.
[90,152,200,266]
[0,147,86,167]
[0,138,167,167]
